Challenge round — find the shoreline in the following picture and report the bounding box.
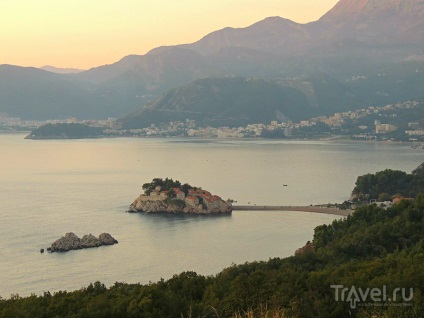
[1,131,421,145]
[233,205,353,216]
[16,132,422,145]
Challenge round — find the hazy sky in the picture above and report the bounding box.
[0,0,339,69]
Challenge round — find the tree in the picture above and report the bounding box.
[168,189,176,199]
[181,183,192,195]
[378,192,391,202]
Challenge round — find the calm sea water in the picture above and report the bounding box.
[0,134,423,297]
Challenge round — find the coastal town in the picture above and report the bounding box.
[3,100,423,143]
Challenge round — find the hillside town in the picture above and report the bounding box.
[113,100,424,141]
[3,100,423,143]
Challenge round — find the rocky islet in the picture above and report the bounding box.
[46,232,118,252]
[128,179,232,214]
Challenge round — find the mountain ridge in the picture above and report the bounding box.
[178,16,311,56]
[40,65,84,74]
[77,0,424,84]
[317,0,424,44]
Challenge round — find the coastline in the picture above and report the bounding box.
[1,130,419,145]
[233,205,353,216]
[19,131,422,145]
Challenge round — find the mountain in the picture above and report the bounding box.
[77,0,424,91]
[120,77,309,128]
[179,1,424,57]
[1,0,424,121]
[0,65,142,119]
[78,47,224,87]
[318,0,424,45]
[75,17,311,90]
[40,65,85,74]
[119,75,366,128]
[179,17,312,56]
[0,65,92,119]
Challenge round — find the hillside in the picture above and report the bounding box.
[318,0,424,44]
[179,16,312,56]
[0,65,142,120]
[119,75,370,129]
[352,162,424,201]
[120,77,308,128]
[0,65,95,120]
[78,47,224,86]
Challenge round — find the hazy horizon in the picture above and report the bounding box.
[0,0,338,70]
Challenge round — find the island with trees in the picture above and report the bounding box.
[25,123,104,140]
[128,178,233,214]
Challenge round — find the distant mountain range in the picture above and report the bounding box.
[0,65,140,119]
[1,0,423,122]
[40,65,85,74]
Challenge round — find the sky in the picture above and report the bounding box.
[0,0,339,70]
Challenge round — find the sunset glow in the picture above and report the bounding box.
[0,0,339,69]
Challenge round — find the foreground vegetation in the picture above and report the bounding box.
[352,162,424,202]
[1,193,424,317]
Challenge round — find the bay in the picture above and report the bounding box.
[0,134,422,297]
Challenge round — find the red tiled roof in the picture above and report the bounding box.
[393,197,414,203]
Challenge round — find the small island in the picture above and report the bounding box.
[128,178,233,214]
[47,232,118,252]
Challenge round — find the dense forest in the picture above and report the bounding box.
[1,192,423,317]
[351,162,424,201]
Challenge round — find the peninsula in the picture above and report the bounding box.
[128,178,232,214]
[25,123,103,140]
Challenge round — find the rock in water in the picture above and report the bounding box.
[99,233,118,245]
[80,234,101,248]
[48,232,118,252]
[50,232,81,252]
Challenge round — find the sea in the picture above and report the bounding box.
[0,133,422,298]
